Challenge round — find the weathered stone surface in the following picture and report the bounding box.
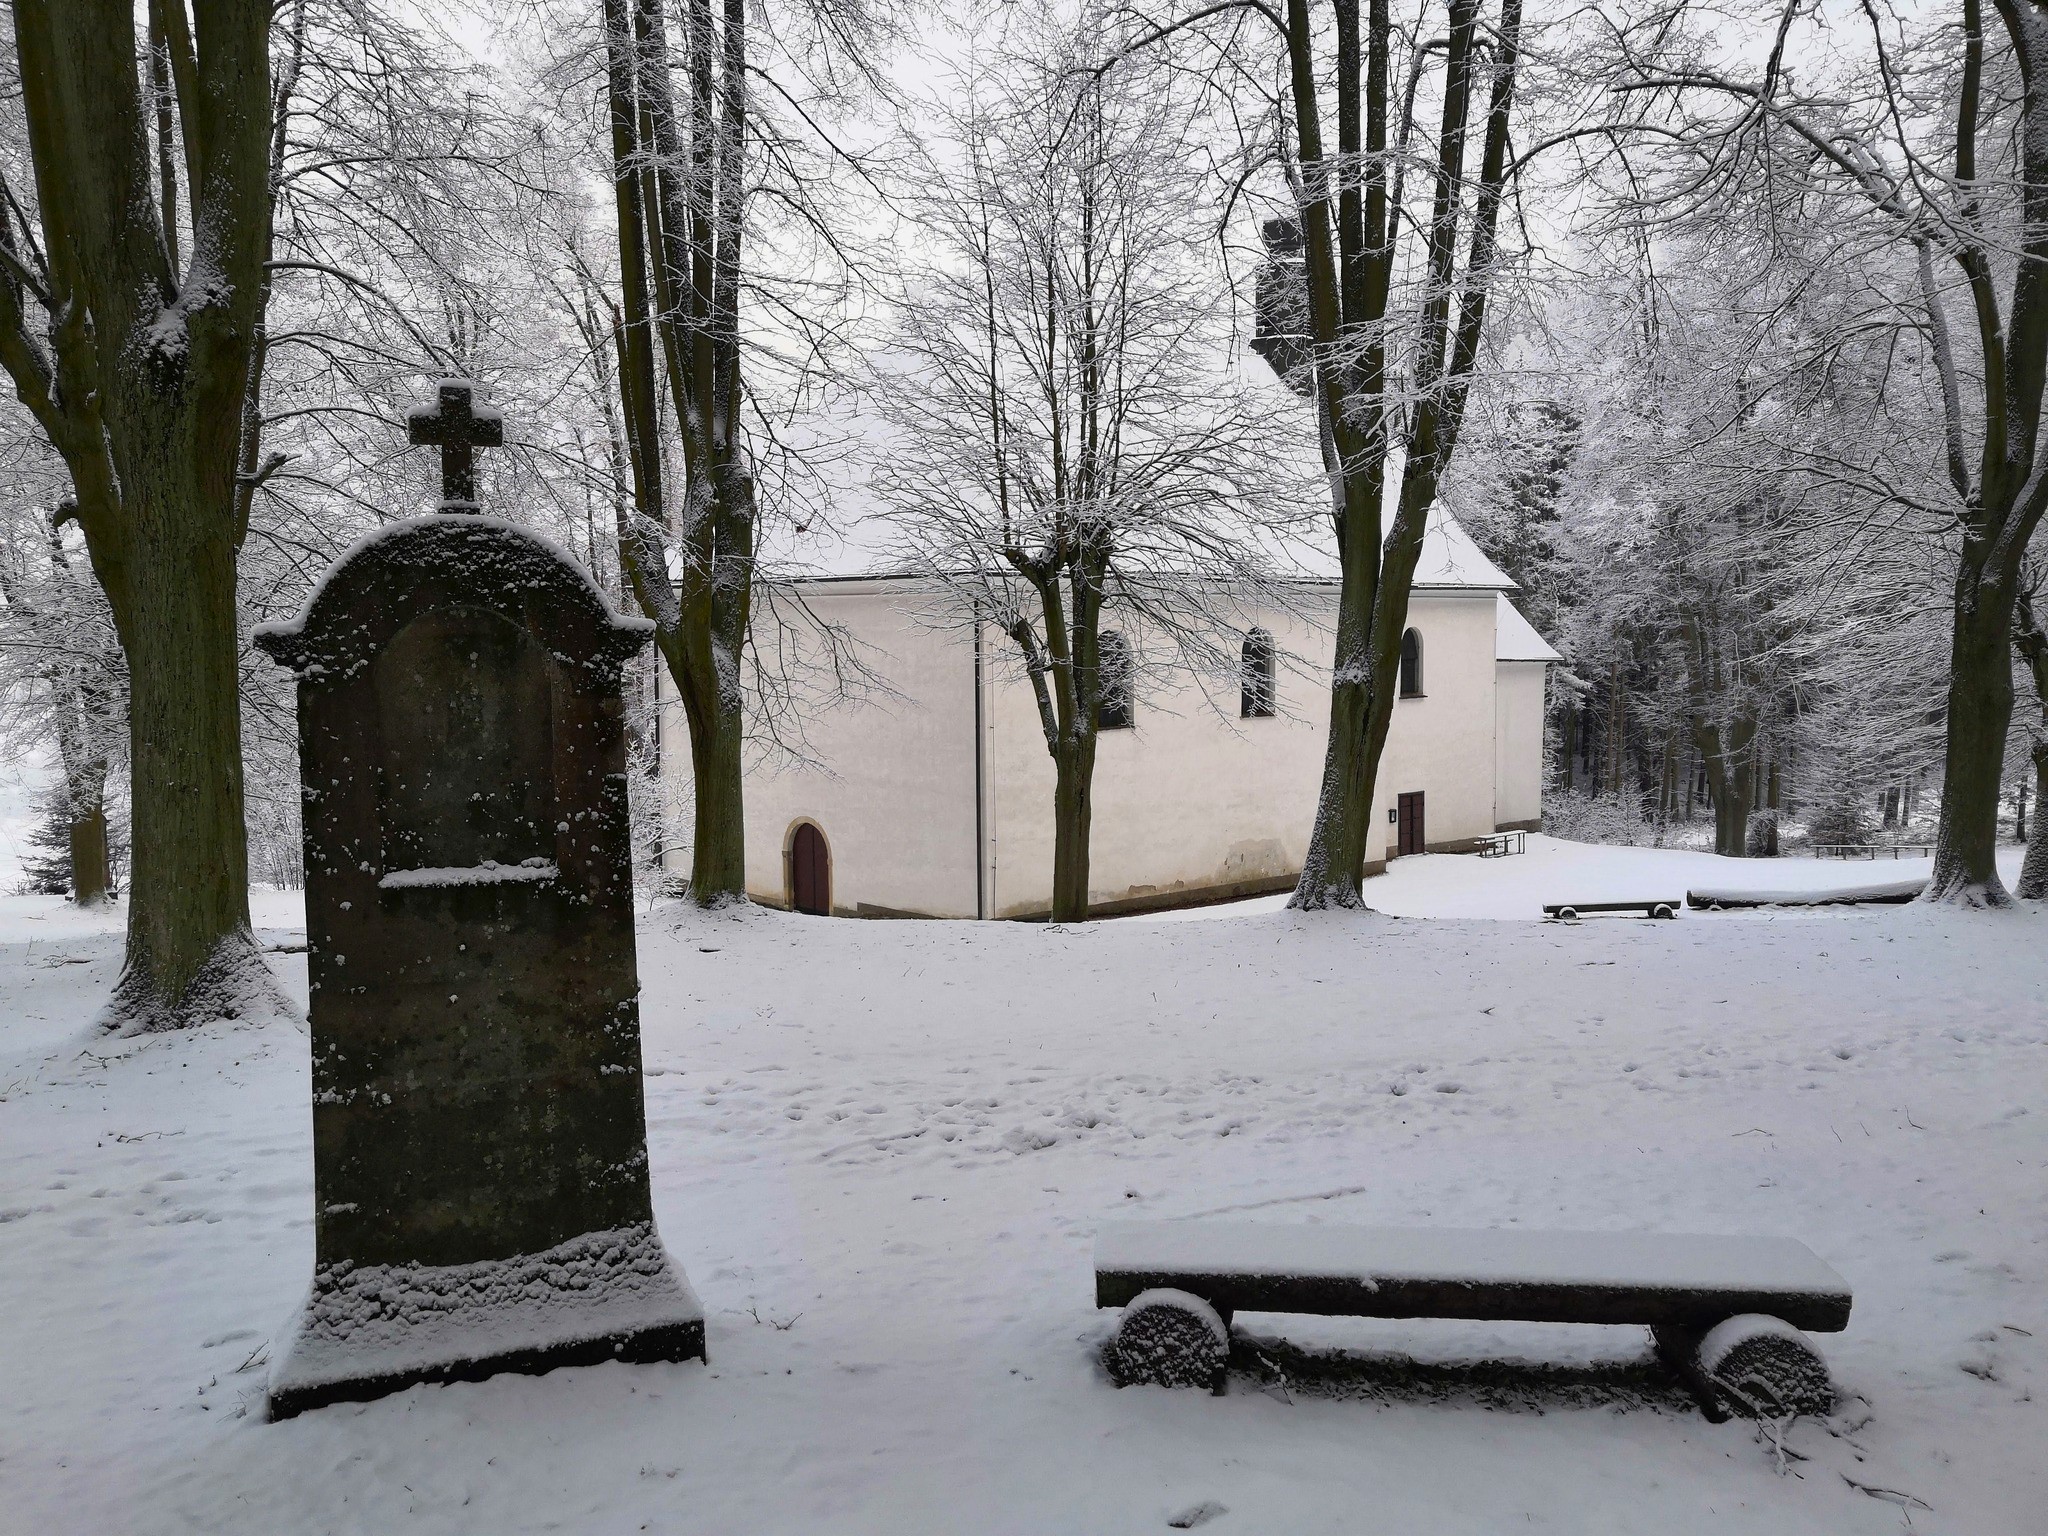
[255,512,703,1418]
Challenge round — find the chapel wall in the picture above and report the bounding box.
[662,586,980,917]
[1368,589,1502,857]
[1494,660,1549,830]
[987,600,1335,918]
[670,578,1537,920]
[985,588,1504,917]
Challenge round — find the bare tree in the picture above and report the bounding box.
[869,4,1292,922]
[1109,0,1533,906]
[586,0,892,904]
[0,0,285,1027]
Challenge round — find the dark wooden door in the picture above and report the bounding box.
[1397,792,1426,858]
[791,823,830,914]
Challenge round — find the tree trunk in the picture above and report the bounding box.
[2013,588,2048,897]
[1278,0,1519,911]
[1696,712,1754,858]
[66,769,111,907]
[54,675,112,907]
[1292,565,1378,907]
[1763,752,1781,857]
[1658,735,1677,828]
[1713,782,1744,857]
[70,805,110,905]
[2018,740,2048,899]
[676,637,747,903]
[103,518,265,1026]
[1721,718,1755,858]
[1928,556,2016,904]
[1050,736,1096,922]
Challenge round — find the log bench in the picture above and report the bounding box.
[1541,898,1680,920]
[1687,879,1925,910]
[1095,1221,1852,1420]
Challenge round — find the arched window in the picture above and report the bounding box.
[1240,628,1276,718]
[1097,631,1134,730]
[1399,627,1424,698]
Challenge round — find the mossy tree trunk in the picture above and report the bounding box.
[2014,588,2048,900]
[1930,552,2022,902]
[1912,0,2048,904]
[596,0,754,906]
[56,701,112,907]
[1263,0,1524,909]
[2,0,281,1028]
[1008,549,1108,925]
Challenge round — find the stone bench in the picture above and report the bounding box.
[1095,1221,1851,1420]
[1541,898,1680,920]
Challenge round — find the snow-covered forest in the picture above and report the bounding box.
[2,1,2045,1533]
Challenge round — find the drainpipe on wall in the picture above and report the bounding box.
[973,606,987,920]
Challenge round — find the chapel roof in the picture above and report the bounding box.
[1407,511,1518,591]
[1495,592,1562,662]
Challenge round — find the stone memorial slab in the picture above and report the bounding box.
[253,384,702,1419]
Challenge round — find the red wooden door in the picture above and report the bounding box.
[791,823,830,914]
[1397,792,1426,858]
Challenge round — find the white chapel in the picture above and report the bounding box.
[658,515,1559,919]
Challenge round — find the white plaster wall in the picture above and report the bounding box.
[1367,590,1504,858]
[986,587,1506,915]
[661,578,1543,918]
[659,584,980,916]
[985,602,1333,917]
[1493,661,1549,828]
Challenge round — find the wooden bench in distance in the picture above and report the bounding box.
[1541,898,1680,920]
[1095,1221,1851,1419]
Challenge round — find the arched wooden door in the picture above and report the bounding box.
[790,823,830,915]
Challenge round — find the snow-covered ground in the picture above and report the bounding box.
[1134,833,2016,921]
[1,840,2043,1535]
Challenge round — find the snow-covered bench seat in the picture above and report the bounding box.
[1541,898,1680,919]
[1095,1221,1850,1418]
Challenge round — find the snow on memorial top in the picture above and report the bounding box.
[254,514,651,685]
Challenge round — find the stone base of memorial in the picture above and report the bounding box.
[268,1223,704,1419]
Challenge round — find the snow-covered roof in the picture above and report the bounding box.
[1409,512,1517,591]
[1495,593,1561,663]
[766,508,1520,594]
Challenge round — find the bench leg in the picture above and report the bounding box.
[1107,1289,1229,1392]
[1696,1315,1835,1418]
[1656,1318,1834,1421]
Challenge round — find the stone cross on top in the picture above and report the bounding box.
[407,378,503,513]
